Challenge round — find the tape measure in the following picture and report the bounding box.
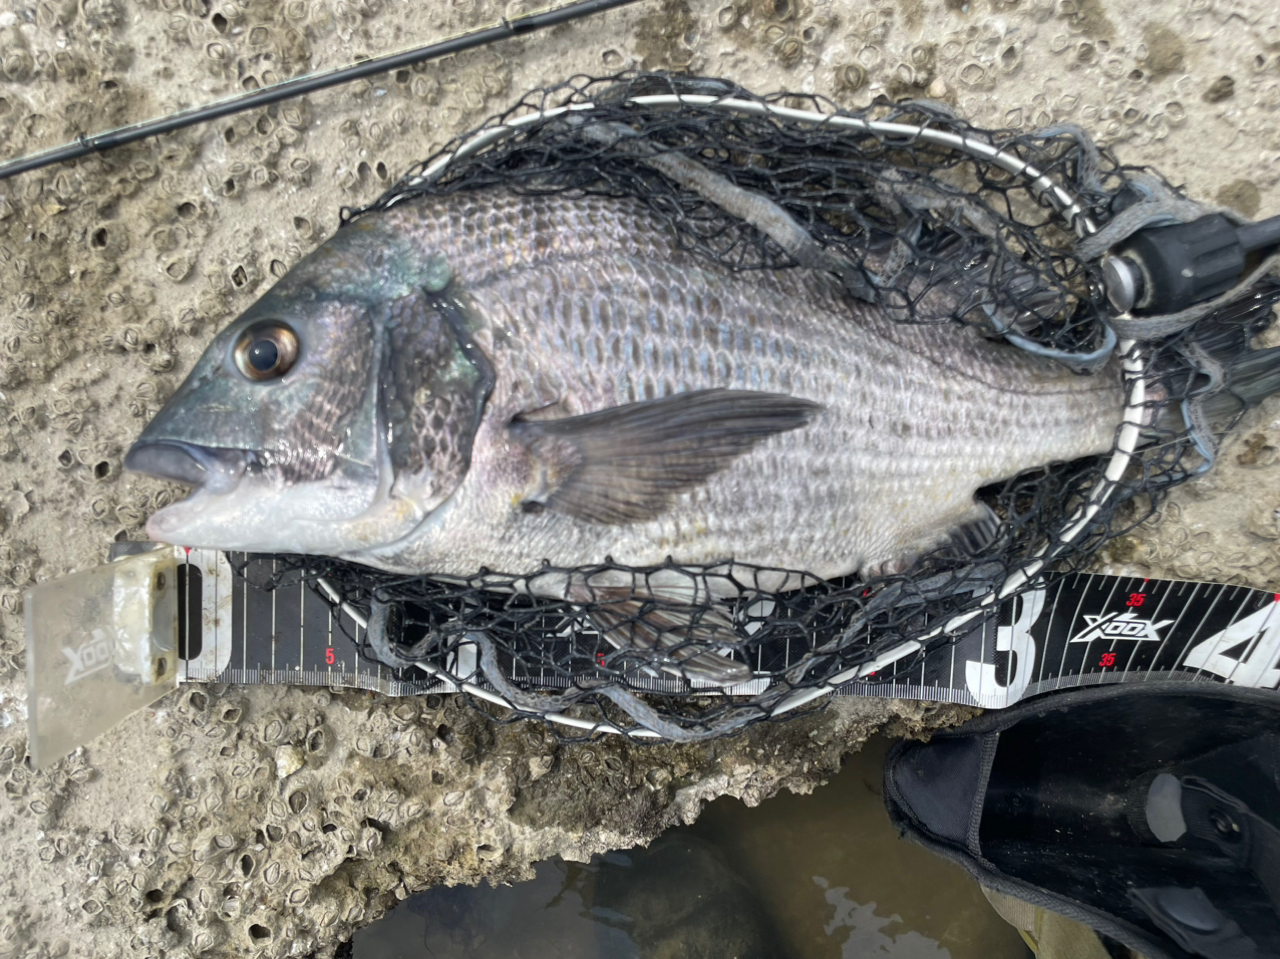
[162,548,1280,706]
[25,544,1280,766]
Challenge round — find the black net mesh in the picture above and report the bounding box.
[233,74,1280,740]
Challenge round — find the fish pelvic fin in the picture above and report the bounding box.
[509,388,822,524]
[580,584,753,686]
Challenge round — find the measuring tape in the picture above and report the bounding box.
[24,543,1280,766]
[163,548,1280,707]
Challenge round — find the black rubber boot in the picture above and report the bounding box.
[883,684,1280,959]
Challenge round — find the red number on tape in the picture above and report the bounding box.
[325,647,335,666]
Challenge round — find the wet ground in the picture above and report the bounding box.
[352,736,1028,959]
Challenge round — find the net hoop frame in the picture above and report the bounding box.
[325,91,1149,737]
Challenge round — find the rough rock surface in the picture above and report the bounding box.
[0,0,1277,956]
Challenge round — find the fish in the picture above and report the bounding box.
[123,175,1278,684]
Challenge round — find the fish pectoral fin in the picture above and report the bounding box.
[509,388,822,524]
[581,585,753,686]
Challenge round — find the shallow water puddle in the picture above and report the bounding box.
[352,737,1027,958]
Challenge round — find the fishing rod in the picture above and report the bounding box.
[0,0,648,182]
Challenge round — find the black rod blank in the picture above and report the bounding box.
[0,0,647,183]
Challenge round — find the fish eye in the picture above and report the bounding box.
[232,321,299,382]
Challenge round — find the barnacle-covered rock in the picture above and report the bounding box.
[0,1,1277,957]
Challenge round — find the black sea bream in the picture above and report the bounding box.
[126,188,1129,678]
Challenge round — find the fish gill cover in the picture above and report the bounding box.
[220,73,1280,741]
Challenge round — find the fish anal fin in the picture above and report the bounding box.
[946,502,1005,560]
[510,388,821,524]
[861,502,1005,579]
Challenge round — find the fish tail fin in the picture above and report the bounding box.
[583,587,753,686]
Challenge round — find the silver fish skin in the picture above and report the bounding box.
[127,188,1123,584]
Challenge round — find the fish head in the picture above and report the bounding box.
[125,214,491,556]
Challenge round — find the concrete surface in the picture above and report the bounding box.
[0,0,1277,956]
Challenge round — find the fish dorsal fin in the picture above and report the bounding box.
[510,388,822,524]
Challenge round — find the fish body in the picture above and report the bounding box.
[125,186,1138,681]
[129,188,1123,583]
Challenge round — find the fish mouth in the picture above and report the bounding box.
[125,441,249,494]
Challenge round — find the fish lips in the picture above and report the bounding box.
[124,441,249,495]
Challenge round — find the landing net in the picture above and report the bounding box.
[235,74,1280,740]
